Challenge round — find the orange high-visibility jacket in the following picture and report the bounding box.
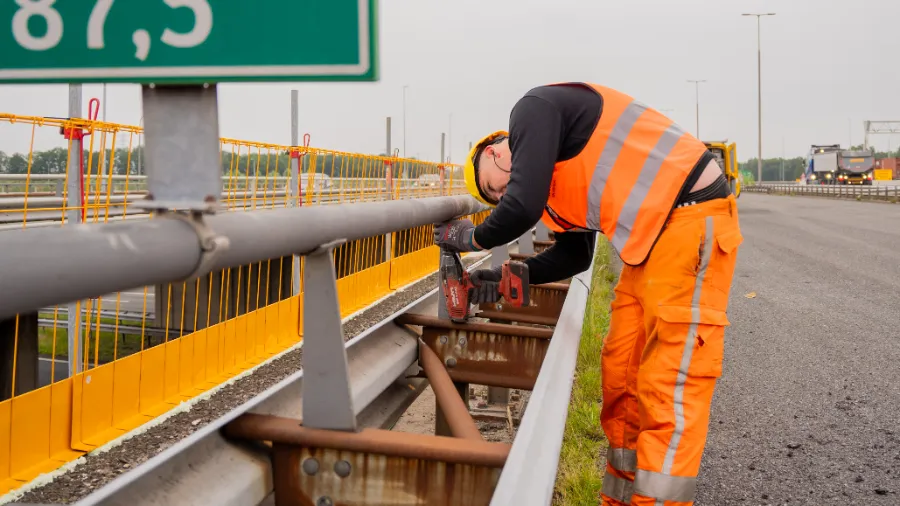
[539,82,712,266]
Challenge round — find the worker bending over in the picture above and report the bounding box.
[434,82,743,506]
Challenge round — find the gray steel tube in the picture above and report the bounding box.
[0,195,484,320]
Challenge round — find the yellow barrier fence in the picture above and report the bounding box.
[0,113,481,495]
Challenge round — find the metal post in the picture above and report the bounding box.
[384,117,393,263]
[66,84,83,377]
[100,83,108,194]
[756,18,762,183]
[743,13,775,183]
[687,79,706,138]
[440,133,446,164]
[302,241,357,432]
[487,242,510,408]
[136,85,221,211]
[448,113,452,164]
[535,221,550,242]
[402,85,408,158]
[518,228,534,255]
[290,90,301,295]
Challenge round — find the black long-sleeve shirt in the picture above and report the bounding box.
[471,83,708,284]
[472,84,603,285]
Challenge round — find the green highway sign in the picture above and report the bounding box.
[0,0,378,84]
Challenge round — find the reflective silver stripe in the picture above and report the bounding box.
[635,469,697,503]
[585,100,648,230]
[601,469,634,503]
[607,447,637,472]
[610,123,686,254]
[661,216,714,475]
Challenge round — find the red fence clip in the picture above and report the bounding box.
[88,98,100,121]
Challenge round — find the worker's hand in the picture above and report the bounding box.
[468,266,502,304]
[434,219,479,252]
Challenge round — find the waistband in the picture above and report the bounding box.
[667,193,737,223]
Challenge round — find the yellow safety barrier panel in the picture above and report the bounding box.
[0,113,477,494]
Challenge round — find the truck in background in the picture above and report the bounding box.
[704,140,741,198]
[804,144,841,184]
[836,149,875,185]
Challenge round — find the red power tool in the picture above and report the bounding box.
[439,248,530,323]
[500,260,530,308]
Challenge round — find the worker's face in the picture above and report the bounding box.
[477,139,512,204]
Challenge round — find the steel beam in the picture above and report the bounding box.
[399,314,554,392]
[223,414,509,506]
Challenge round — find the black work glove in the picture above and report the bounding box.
[434,219,479,252]
[468,265,503,304]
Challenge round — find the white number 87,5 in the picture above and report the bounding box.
[12,0,212,53]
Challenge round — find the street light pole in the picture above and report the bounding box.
[744,12,776,183]
[686,80,706,138]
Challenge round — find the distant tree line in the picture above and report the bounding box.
[0,147,445,179]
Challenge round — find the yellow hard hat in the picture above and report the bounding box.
[464,130,509,207]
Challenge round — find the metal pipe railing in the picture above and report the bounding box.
[0,194,486,320]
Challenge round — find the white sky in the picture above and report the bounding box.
[2,0,900,162]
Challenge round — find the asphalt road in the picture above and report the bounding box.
[696,194,900,505]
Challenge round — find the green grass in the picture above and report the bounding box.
[37,313,150,363]
[552,238,618,505]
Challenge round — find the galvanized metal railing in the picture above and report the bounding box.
[744,183,900,200]
[0,110,474,497]
[45,220,592,506]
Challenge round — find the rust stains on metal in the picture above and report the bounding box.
[271,445,502,506]
[533,282,569,292]
[223,414,510,467]
[478,284,567,321]
[395,313,553,339]
[474,310,558,327]
[420,327,550,391]
[418,339,483,441]
[533,240,555,254]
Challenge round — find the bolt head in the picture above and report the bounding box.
[334,460,352,478]
[446,357,457,368]
[302,458,319,475]
[458,336,467,347]
[439,335,448,344]
[316,497,334,506]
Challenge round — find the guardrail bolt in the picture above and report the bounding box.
[302,458,319,475]
[439,335,448,345]
[495,303,503,311]
[316,497,334,506]
[334,460,352,478]
[445,357,457,368]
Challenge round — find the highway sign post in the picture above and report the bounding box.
[0,0,378,83]
[2,0,379,377]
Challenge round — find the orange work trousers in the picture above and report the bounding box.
[599,194,743,506]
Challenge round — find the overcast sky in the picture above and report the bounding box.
[2,0,900,163]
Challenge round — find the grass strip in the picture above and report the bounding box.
[553,237,617,505]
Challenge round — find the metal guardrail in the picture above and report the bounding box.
[744,183,900,200]
[0,195,486,321]
[61,222,591,506]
